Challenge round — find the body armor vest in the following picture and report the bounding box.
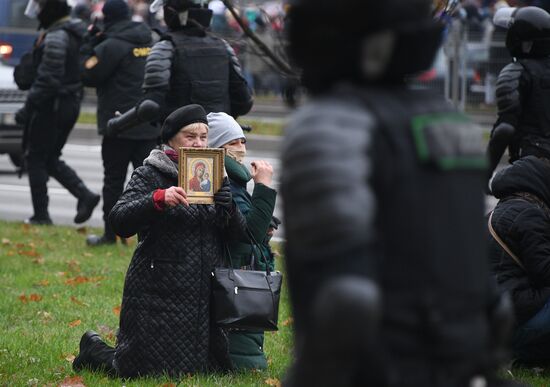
[165,31,230,114]
[353,86,491,362]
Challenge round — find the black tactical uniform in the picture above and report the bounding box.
[140,0,253,121]
[281,1,519,386]
[80,0,158,245]
[487,7,550,178]
[15,0,99,225]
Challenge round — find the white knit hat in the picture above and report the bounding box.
[207,112,246,148]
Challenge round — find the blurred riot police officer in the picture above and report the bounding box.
[487,6,550,179]
[110,0,253,131]
[14,0,99,225]
[281,0,520,386]
[79,0,158,245]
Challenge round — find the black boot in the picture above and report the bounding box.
[86,234,116,246]
[86,220,117,246]
[24,215,53,225]
[74,184,100,224]
[73,330,116,375]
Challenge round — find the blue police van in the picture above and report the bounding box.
[0,0,38,66]
[0,0,35,169]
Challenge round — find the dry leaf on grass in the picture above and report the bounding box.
[68,319,81,328]
[19,293,42,303]
[64,354,75,363]
[282,317,294,327]
[58,375,86,387]
[265,378,281,387]
[1,238,10,246]
[36,279,50,287]
[32,257,45,265]
[76,227,87,234]
[37,311,52,323]
[29,294,42,302]
[64,276,105,286]
[112,305,121,316]
[70,296,88,307]
[159,384,177,387]
[82,252,93,258]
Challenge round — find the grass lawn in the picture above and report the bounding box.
[1,220,548,386]
[0,221,292,386]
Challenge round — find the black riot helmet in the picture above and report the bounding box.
[150,0,212,30]
[495,6,550,58]
[25,0,70,29]
[285,0,443,94]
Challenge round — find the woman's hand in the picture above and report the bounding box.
[164,186,189,207]
[251,160,273,186]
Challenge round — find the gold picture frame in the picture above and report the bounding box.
[178,147,225,204]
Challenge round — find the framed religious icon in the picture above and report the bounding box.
[178,147,225,204]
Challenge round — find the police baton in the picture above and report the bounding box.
[106,100,160,137]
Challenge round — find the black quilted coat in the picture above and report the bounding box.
[109,148,244,378]
[489,156,550,325]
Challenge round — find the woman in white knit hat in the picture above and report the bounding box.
[208,111,278,370]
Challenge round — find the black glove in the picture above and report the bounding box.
[214,178,233,210]
[15,107,28,127]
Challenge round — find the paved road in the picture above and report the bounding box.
[0,133,285,240]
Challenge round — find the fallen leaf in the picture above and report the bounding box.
[56,272,66,277]
[82,253,92,258]
[68,319,81,328]
[58,375,86,387]
[19,294,28,303]
[64,276,105,286]
[21,223,30,232]
[282,317,294,327]
[76,227,87,234]
[265,378,281,387]
[36,279,49,287]
[112,305,121,316]
[1,238,10,246]
[66,259,81,272]
[29,294,42,302]
[32,257,45,265]
[27,378,39,386]
[64,354,75,363]
[17,249,41,258]
[64,276,89,286]
[6,250,15,256]
[159,384,176,387]
[37,311,52,323]
[69,296,88,306]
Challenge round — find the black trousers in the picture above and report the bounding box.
[101,136,157,238]
[26,96,84,218]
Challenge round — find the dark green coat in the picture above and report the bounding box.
[224,155,277,370]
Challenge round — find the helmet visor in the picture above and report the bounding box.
[24,0,41,18]
[149,0,166,13]
[494,7,517,29]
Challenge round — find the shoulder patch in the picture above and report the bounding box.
[85,56,98,69]
[411,113,487,170]
[133,47,151,57]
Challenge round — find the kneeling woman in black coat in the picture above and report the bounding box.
[489,155,550,367]
[72,104,245,378]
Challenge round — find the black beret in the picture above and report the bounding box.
[161,104,208,143]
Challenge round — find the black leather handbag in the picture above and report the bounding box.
[211,231,283,331]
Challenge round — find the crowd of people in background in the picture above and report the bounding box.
[70,0,289,97]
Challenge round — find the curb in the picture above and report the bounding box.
[71,124,282,153]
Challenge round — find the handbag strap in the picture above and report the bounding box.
[245,226,272,276]
[488,211,526,271]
